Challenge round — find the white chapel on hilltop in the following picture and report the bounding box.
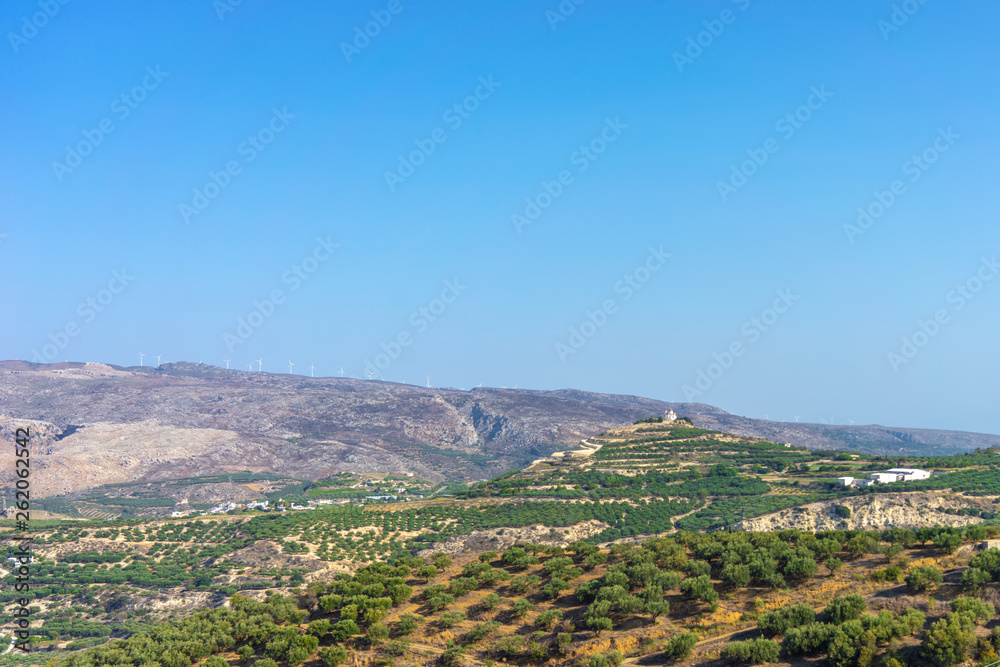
[665,409,678,422]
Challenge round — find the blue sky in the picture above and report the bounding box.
[2,0,998,434]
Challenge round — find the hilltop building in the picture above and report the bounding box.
[665,409,678,422]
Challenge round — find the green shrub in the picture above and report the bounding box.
[950,596,995,624]
[535,609,563,630]
[961,567,990,590]
[721,638,781,664]
[680,575,718,605]
[464,621,499,643]
[758,603,815,637]
[823,594,865,623]
[587,650,624,667]
[662,632,698,659]
[921,612,976,665]
[834,505,851,519]
[905,565,943,593]
[438,611,465,628]
[366,623,389,645]
[397,614,421,635]
[511,598,534,618]
[782,622,836,655]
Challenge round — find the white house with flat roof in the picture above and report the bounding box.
[868,468,931,484]
[886,468,931,481]
[837,476,855,486]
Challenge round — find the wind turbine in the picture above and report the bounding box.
[288,361,295,374]
[257,358,263,373]
[338,367,345,377]
[247,362,253,372]
[794,416,800,423]
[223,360,230,369]
[138,352,144,367]
[156,354,162,366]
[425,376,431,388]
[367,370,375,380]
[477,382,483,387]
[309,363,315,378]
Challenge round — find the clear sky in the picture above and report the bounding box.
[2,1,998,434]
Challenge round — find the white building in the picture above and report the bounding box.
[665,409,678,422]
[837,476,855,486]
[886,467,931,481]
[868,468,931,484]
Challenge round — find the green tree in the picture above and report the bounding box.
[950,596,995,624]
[397,614,421,636]
[511,598,533,618]
[680,575,718,605]
[758,603,815,637]
[933,532,962,555]
[662,632,697,659]
[721,638,781,664]
[961,567,990,590]
[588,616,613,636]
[921,612,976,666]
[823,594,865,623]
[905,565,943,593]
[319,646,348,667]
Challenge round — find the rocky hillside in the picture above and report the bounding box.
[733,492,991,532]
[2,360,999,498]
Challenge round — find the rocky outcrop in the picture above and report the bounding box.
[416,520,609,556]
[732,492,990,532]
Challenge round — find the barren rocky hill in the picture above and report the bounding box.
[2,360,999,498]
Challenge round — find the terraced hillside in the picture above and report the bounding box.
[6,419,1000,665]
[21,526,1000,667]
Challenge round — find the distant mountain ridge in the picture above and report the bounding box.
[0,360,997,498]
